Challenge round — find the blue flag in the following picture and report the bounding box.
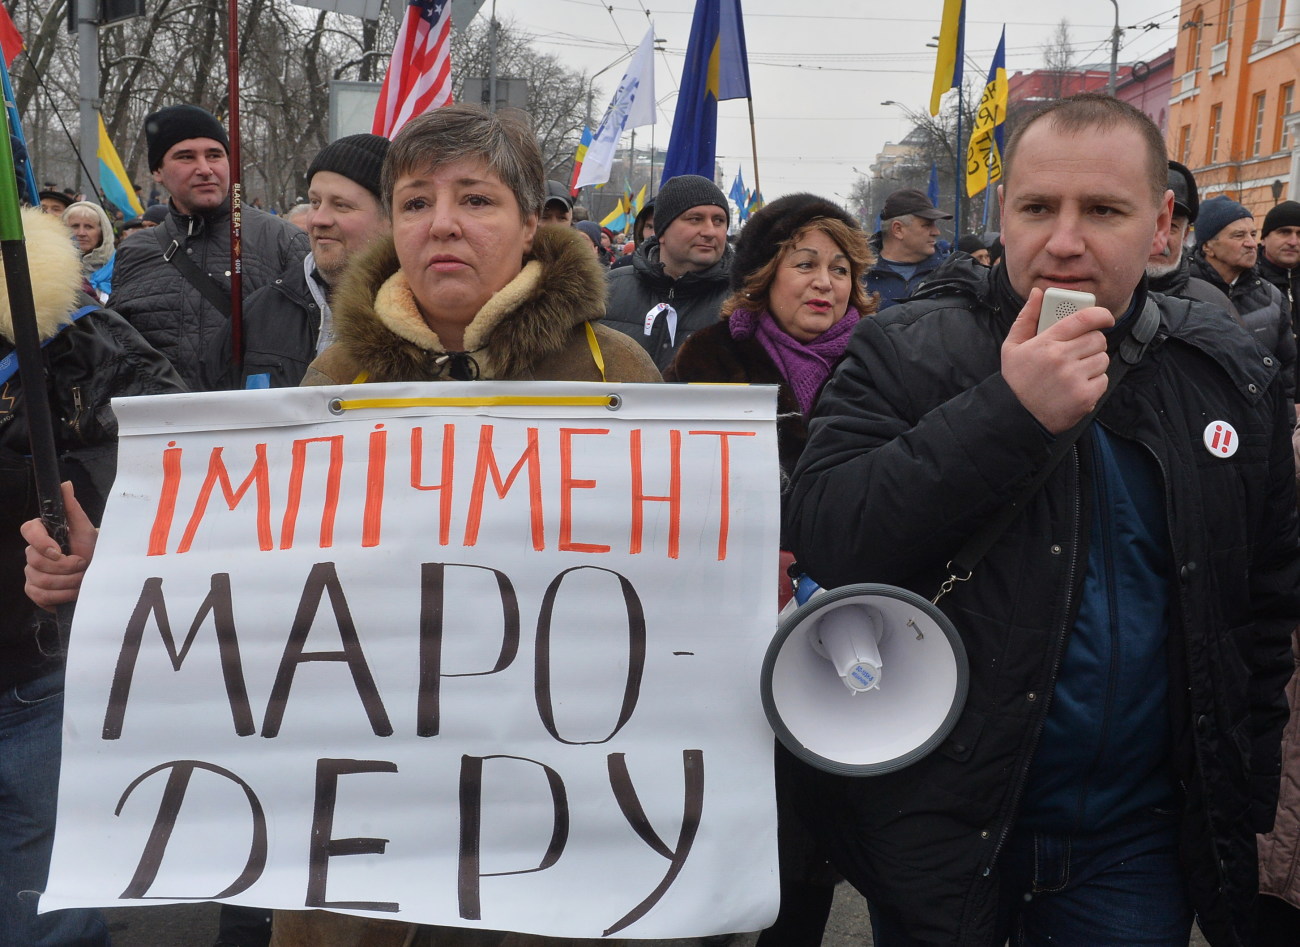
[728,166,746,222]
[661,0,751,182]
[0,54,36,207]
[928,163,940,207]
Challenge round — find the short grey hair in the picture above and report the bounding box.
[381,104,545,222]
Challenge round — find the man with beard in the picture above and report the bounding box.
[1144,161,1235,316]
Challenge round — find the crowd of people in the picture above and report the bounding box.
[3,92,1300,947]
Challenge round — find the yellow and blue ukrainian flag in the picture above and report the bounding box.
[929,0,965,116]
[660,0,750,182]
[97,113,144,220]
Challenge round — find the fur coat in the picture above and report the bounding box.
[304,224,661,387]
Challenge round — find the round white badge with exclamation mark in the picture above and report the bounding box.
[1203,420,1239,457]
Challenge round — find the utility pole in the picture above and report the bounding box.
[487,0,498,113]
[76,0,100,198]
[1107,0,1120,96]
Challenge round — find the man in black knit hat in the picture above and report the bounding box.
[109,104,309,391]
[242,134,391,387]
[1260,200,1299,335]
[602,173,732,371]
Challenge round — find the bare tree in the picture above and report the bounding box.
[854,78,997,237]
[450,18,593,177]
[7,4,590,211]
[1041,19,1076,101]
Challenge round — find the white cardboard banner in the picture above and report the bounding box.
[42,381,781,940]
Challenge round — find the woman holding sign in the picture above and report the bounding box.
[23,104,662,947]
[272,104,660,947]
[666,193,875,947]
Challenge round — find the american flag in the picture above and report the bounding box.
[372,0,453,138]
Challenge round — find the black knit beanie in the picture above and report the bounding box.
[1262,201,1300,238]
[1195,195,1252,249]
[306,134,391,201]
[653,174,729,233]
[145,105,229,170]
[730,193,860,291]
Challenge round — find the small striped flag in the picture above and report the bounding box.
[372,0,453,138]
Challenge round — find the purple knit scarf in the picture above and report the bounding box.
[728,306,861,413]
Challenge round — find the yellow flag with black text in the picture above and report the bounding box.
[965,28,1007,198]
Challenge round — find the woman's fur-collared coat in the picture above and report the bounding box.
[303,224,661,387]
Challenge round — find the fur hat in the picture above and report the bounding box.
[654,174,729,233]
[1262,200,1300,238]
[306,134,390,201]
[1195,195,1252,248]
[145,105,229,170]
[730,193,860,291]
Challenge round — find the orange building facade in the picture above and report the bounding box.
[1166,0,1299,217]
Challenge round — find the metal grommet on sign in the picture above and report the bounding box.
[328,398,345,415]
[606,393,623,411]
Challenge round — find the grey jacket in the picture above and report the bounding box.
[110,201,309,391]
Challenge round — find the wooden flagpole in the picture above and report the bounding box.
[227,0,243,377]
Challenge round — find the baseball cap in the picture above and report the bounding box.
[880,188,952,222]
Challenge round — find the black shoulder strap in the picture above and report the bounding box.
[154,222,231,318]
[933,299,1161,603]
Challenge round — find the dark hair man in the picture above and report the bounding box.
[1259,200,1299,363]
[602,173,731,371]
[784,94,1300,946]
[108,104,309,391]
[865,187,952,309]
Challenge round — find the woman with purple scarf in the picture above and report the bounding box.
[665,193,875,947]
[666,193,875,483]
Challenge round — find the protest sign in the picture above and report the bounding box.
[42,381,781,939]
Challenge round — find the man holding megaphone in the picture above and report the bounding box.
[783,94,1300,947]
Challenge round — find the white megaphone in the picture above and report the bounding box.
[761,583,969,776]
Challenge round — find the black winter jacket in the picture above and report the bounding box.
[110,201,309,392]
[242,257,326,388]
[1259,251,1299,394]
[1260,250,1298,317]
[784,257,1300,946]
[0,307,184,689]
[601,236,732,371]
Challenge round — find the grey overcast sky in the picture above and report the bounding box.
[492,0,1185,204]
